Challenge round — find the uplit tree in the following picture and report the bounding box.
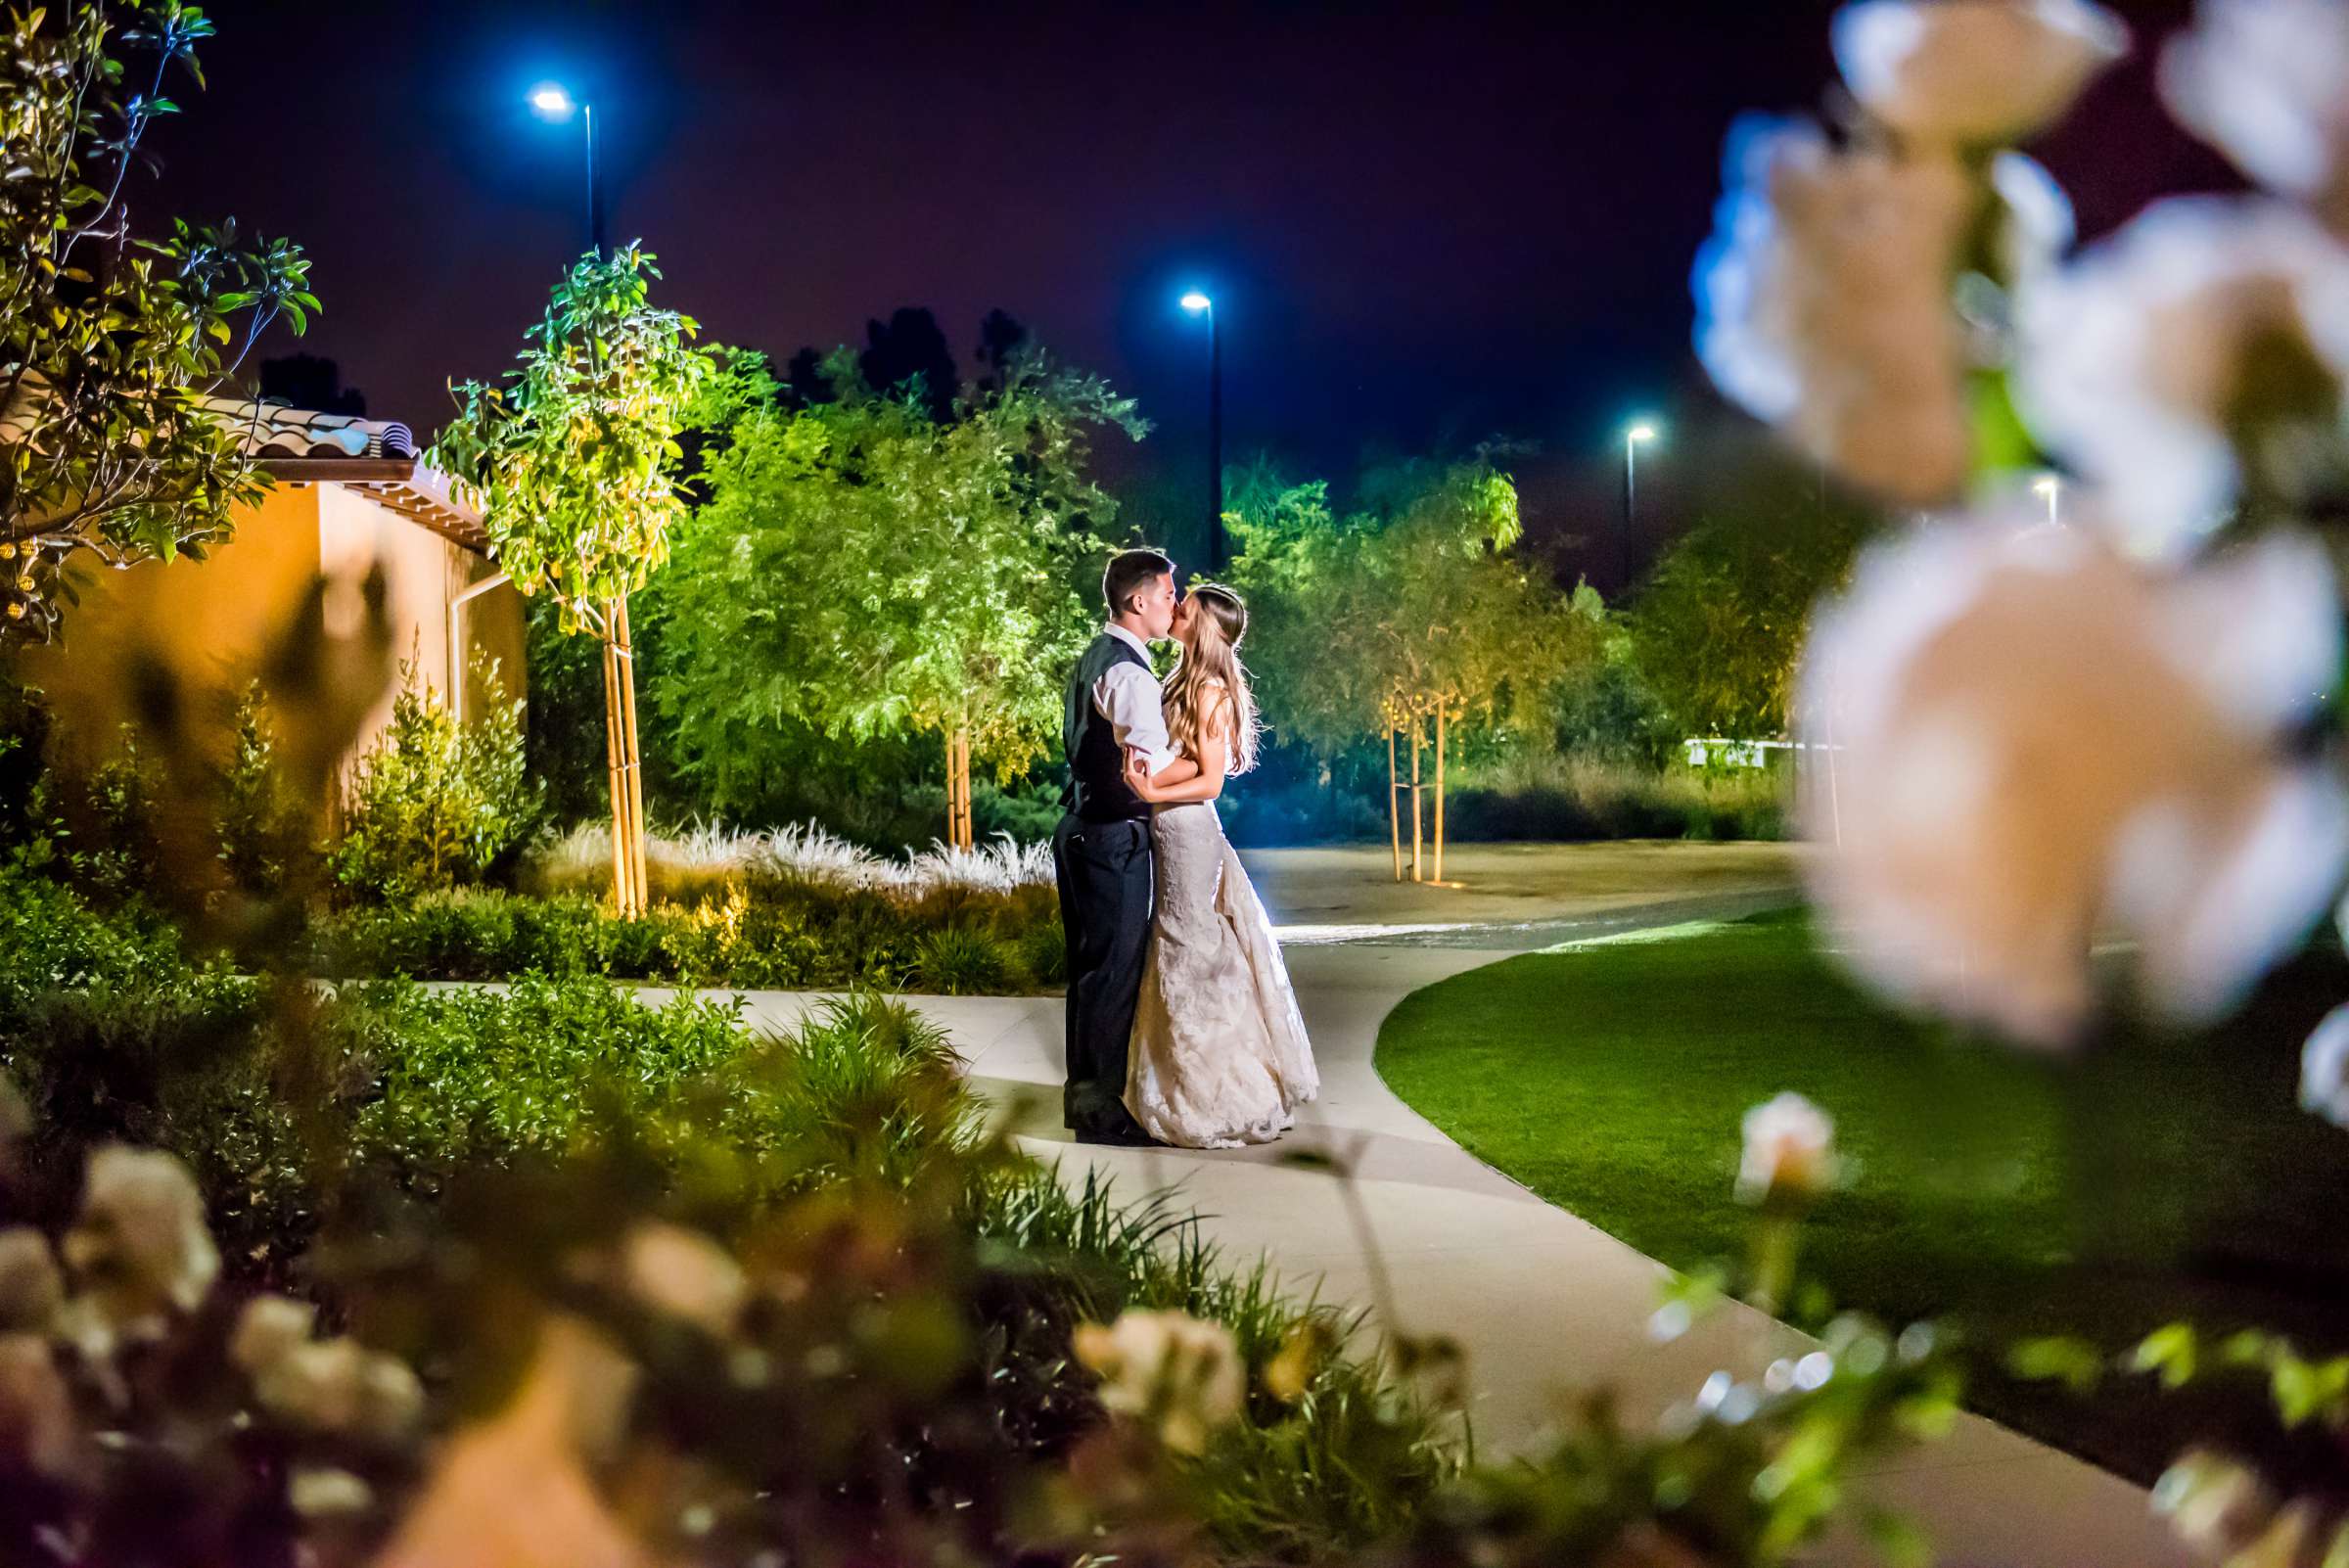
[1628,480,1873,742]
[0,1,317,641]
[657,347,1145,847]
[1232,457,1587,881]
[431,246,714,912]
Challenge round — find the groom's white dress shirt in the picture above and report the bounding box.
[1098,623,1178,777]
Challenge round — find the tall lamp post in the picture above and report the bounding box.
[1622,419,1658,582]
[529,83,605,254]
[1180,291,1222,572]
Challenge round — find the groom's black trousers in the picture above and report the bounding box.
[1053,813,1152,1134]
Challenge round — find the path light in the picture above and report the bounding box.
[2033,473,2063,526]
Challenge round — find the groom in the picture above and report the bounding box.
[1054,547,1180,1145]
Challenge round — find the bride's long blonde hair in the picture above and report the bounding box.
[1164,582,1262,775]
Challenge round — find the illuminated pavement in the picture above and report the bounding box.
[681,844,2187,1568]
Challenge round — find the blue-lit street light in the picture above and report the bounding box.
[1623,418,1659,552]
[1180,291,1222,571]
[529,81,604,254]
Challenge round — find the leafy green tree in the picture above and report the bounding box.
[1628,480,1873,741]
[329,654,540,903]
[0,1,317,640]
[1231,457,1589,880]
[430,246,713,911]
[656,348,1145,847]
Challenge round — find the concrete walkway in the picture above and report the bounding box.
[704,845,2188,1568]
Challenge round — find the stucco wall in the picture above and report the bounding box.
[12,480,525,772]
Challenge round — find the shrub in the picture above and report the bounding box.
[910,927,1020,995]
[330,654,542,902]
[214,683,314,895]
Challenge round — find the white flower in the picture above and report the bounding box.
[1695,116,1976,505]
[289,1466,375,1519]
[2300,1005,2349,1127]
[1736,1093,1840,1204]
[230,1294,316,1375]
[1073,1309,1246,1455]
[1833,0,2127,146]
[2154,1448,2274,1554]
[0,1228,61,1333]
[1797,517,2347,1046]
[234,1293,422,1445]
[1992,152,2075,284]
[60,1146,218,1330]
[622,1222,746,1337]
[2162,0,2349,214]
[2016,197,2349,562]
[0,1333,73,1477]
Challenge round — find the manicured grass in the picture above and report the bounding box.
[1374,908,2349,1483]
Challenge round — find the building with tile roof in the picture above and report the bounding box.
[12,397,525,772]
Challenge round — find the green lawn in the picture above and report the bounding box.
[1374,909,2349,1482]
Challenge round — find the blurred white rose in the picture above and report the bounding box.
[622,1222,746,1337]
[1833,0,2127,146]
[1736,1093,1840,1205]
[1798,517,2347,1046]
[60,1146,218,1331]
[2163,0,2349,217]
[2155,1448,2275,1554]
[230,1293,316,1375]
[2016,197,2349,562]
[1073,1308,1246,1455]
[2301,1004,2349,1127]
[0,1228,61,1333]
[233,1292,422,1445]
[1696,116,1976,504]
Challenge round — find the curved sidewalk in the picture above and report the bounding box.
[709,846,2188,1568]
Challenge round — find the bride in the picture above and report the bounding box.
[1119,583,1318,1148]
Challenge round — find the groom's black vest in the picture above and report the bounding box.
[1064,632,1155,824]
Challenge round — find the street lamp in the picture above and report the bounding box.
[1622,420,1659,577]
[2032,473,2062,526]
[529,81,604,254]
[1180,291,1222,571]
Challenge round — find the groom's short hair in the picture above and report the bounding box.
[1103,548,1174,616]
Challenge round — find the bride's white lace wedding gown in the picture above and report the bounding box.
[1125,762,1318,1149]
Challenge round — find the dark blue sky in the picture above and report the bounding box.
[155,0,2226,583]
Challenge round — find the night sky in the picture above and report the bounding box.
[148,0,2234,583]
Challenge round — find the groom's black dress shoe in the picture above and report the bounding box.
[1071,1123,1159,1148]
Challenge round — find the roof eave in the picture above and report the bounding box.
[257,456,490,556]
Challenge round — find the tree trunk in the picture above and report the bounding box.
[602,596,649,916]
[1409,717,1424,884]
[1387,727,1403,882]
[1434,703,1447,886]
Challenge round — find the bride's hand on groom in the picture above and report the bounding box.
[1123,750,1163,802]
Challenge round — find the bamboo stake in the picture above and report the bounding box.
[1434,703,1447,886]
[1409,718,1424,884]
[614,596,648,913]
[1387,726,1402,881]
[599,628,628,911]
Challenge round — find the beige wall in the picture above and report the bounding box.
[13,481,525,772]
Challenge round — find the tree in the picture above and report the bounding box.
[430,246,714,913]
[0,1,317,641]
[1627,477,1873,742]
[858,306,957,423]
[656,347,1146,847]
[1231,456,1589,882]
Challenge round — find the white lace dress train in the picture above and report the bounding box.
[1124,798,1318,1148]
